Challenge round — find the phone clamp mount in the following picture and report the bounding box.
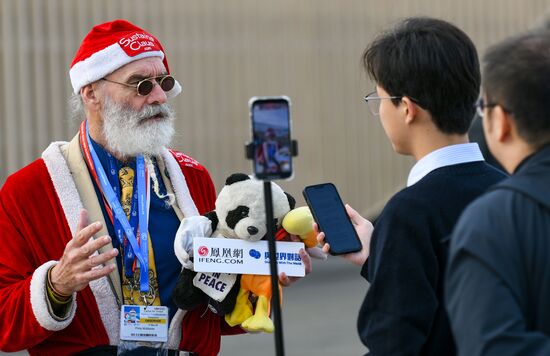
[243,139,298,356]
[244,140,298,161]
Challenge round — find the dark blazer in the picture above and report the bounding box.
[359,161,506,356]
[446,145,550,356]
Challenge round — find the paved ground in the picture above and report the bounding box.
[1,257,368,356]
[220,257,368,355]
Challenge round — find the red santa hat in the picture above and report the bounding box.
[69,19,182,98]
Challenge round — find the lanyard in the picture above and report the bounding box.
[79,121,151,292]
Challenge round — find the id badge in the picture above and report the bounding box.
[119,305,169,342]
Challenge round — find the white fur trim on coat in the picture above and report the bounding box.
[42,142,84,236]
[29,261,77,331]
[161,148,200,218]
[88,275,120,344]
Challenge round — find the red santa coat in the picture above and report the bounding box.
[0,138,241,355]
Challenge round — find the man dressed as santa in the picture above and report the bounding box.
[0,19,313,356]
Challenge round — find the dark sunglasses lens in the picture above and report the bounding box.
[137,80,154,96]
[160,76,175,92]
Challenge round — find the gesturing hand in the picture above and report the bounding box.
[316,204,374,266]
[50,209,118,295]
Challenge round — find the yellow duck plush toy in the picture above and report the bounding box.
[225,204,326,332]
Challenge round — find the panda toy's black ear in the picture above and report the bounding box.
[285,192,296,210]
[204,210,219,232]
[225,173,250,185]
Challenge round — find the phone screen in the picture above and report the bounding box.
[250,96,292,180]
[303,183,362,255]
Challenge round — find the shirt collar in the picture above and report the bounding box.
[407,143,485,187]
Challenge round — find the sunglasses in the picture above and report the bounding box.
[101,75,176,96]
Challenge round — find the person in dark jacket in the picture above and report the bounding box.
[316,17,506,355]
[446,31,550,356]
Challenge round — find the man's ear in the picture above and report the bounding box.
[491,106,514,143]
[80,83,101,111]
[401,97,418,125]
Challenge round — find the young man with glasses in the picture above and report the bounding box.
[446,31,550,356]
[0,20,310,355]
[317,17,506,355]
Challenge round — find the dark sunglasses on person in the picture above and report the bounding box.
[101,75,176,96]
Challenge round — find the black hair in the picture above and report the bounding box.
[362,17,480,134]
[482,31,550,147]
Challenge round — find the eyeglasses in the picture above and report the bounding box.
[363,91,403,116]
[474,97,511,117]
[101,75,176,96]
[364,91,423,116]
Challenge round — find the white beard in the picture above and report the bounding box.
[101,97,176,159]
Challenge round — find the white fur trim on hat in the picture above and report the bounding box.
[69,42,164,94]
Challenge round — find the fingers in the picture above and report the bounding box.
[345,204,364,226]
[79,235,113,258]
[300,248,312,275]
[74,221,103,247]
[79,264,117,285]
[279,272,291,287]
[312,222,319,234]
[76,209,89,232]
[316,231,325,244]
[85,246,118,269]
[315,231,330,253]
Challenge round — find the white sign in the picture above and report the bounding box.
[119,305,168,342]
[193,237,305,277]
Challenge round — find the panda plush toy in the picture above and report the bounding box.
[172,173,296,332]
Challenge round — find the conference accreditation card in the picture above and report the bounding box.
[119,305,169,342]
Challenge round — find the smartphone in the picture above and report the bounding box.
[249,96,293,180]
[302,183,362,255]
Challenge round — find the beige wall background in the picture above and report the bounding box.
[0,0,548,216]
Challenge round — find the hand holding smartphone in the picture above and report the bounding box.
[303,183,362,255]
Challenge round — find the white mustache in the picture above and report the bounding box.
[138,104,173,122]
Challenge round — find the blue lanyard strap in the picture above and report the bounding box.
[85,122,150,292]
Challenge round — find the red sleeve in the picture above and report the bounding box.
[0,169,54,351]
[0,160,110,354]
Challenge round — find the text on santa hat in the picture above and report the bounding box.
[119,32,159,54]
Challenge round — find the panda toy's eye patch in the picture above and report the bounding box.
[226,206,250,229]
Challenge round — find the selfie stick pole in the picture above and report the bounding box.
[264,180,285,356]
[246,139,298,356]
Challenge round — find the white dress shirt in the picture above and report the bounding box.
[407,143,485,187]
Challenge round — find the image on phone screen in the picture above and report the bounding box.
[303,183,362,255]
[251,97,292,180]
